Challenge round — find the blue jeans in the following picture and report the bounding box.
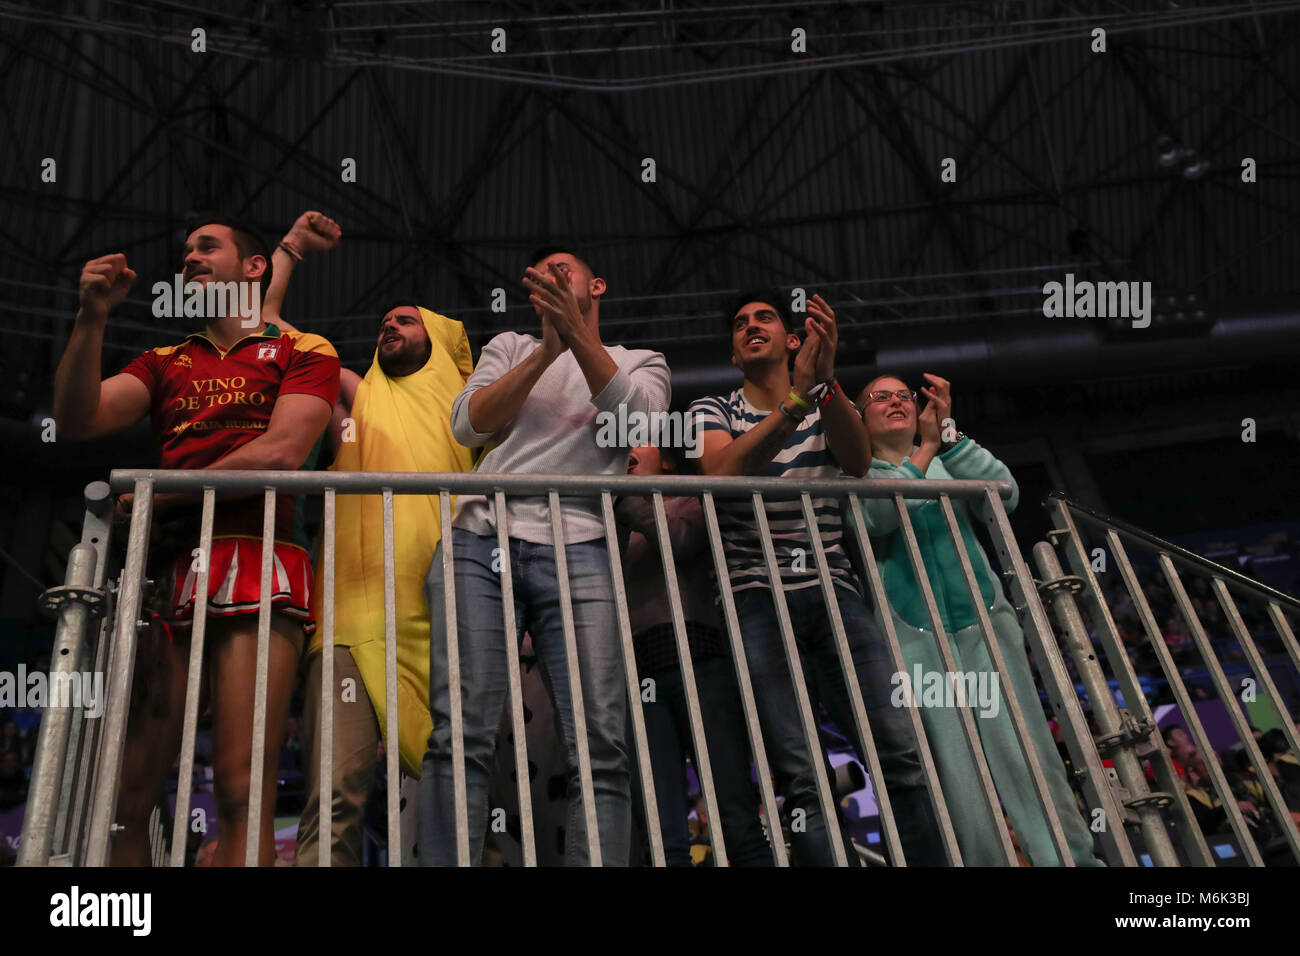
[734,584,946,866]
[419,529,631,866]
[633,656,774,866]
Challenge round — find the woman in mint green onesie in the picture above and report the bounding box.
[854,372,1103,866]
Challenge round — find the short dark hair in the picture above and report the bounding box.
[725,289,793,333]
[380,297,423,320]
[1259,728,1291,759]
[528,244,593,278]
[183,212,274,301]
[1162,724,1186,746]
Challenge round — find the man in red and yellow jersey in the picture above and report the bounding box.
[53,212,339,866]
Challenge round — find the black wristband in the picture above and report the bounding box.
[939,431,966,453]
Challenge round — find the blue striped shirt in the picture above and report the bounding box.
[688,387,859,596]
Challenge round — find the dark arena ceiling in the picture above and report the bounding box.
[2,0,1300,431]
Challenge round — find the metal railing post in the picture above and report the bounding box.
[168,488,215,867]
[801,493,905,865]
[438,491,469,866]
[890,493,1014,864]
[547,490,602,865]
[500,491,538,866]
[381,489,402,865]
[18,542,101,865]
[84,476,154,867]
[1031,541,1178,865]
[1045,498,1211,866]
[243,488,277,867]
[51,481,114,865]
[318,488,337,868]
[983,489,1137,866]
[602,492,665,867]
[1105,531,1258,864]
[650,491,727,866]
[751,491,846,867]
[1159,557,1300,864]
[701,492,788,866]
[843,493,963,866]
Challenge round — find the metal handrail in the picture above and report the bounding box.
[108,469,1015,501]
[1046,491,1300,613]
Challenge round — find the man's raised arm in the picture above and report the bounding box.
[262,210,341,330]
[53,254,151,440]
[455,317,564,442]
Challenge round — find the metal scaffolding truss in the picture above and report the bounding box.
[0,0,1299,413]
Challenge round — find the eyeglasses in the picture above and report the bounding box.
[866,389,916,404]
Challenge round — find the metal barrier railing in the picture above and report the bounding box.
[1040,493,1300,867]
[17,472,1300,866]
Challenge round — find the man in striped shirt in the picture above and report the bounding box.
[688,290,944,866]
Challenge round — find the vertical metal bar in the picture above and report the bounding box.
[843,494,961,865]
[601,492,664,867]
[700,493,786,865]
[983,489,1137,866]
[799,492,905,865]
[18,543,99,865]
[52,665,88,860]
[1047,500,1210,866]
[548,490,602,866]
[651,491,727,867]
[382,489,401,865]
[750,491,846,867]
[169,488,215,866]
[1213,582,1300,766]
[891,493,1013,864]
[55,482,114,861]
[1031,539,1180,865]
[496,491,536,867]
[1267,603,1300,685]
[1107,531,1248,863]
[68,584,114,865]
[438,491,469,866]
[149,805,162,866]
[84,476,153,867]
[244,488,277,867]
[1161,559,1300,863]
[935,498,1073,864]
[318,489,336,867]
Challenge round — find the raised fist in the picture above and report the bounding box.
[79,253,137,319]
[284,211,341,255]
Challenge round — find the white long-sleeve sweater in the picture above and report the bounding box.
[449,331,671,544]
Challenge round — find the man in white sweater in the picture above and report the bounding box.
[418,247,671,866]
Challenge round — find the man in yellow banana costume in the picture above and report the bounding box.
[262,212,475,865]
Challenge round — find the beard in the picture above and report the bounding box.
[377,337,432,378]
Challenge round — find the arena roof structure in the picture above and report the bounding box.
[2,0,1299,409]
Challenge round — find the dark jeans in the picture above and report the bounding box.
[733,584,946,866]
[632,656,774,866]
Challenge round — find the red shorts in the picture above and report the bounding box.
[169,536,316,637]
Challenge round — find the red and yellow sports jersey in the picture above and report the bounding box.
[122,324,340,540]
